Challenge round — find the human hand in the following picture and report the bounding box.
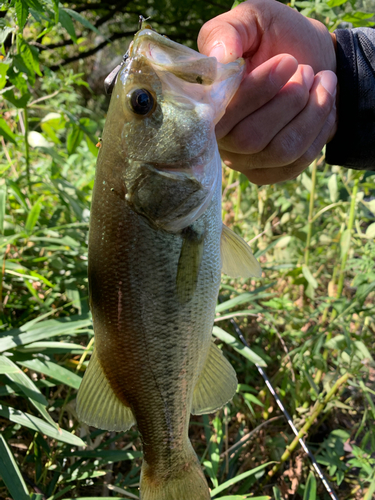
[198,0,338,184]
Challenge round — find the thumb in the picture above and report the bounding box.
[198,17,244,64]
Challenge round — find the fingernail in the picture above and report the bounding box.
[209,43,226,63]
[319,71,337,97]
[301,65,314,89]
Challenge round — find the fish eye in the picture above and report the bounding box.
[129,88,155,116]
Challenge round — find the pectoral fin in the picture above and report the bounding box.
[221,223,262,278]
[191,342,237,415]
[76,347,136,431]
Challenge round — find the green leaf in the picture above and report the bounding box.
[26,0,45,13]
[85,135,99,157]
[0,315,92,352]
[363,476,375,500]
[0,27,14,45]
[0,117,17,144]
[0,364,21,374]
[58,7,77,42]
[211,462,274,496]
[0,434,30,500]
[3,89,31,108]
[63,8,106,38]
[67,124,84,154]
[354,341,374,362]
[216,285,273,313]
[218,497,270,500]
[19,341,85,353]
[15,0,29,29]
[0,61,9,90]
[302,264,318,289]
[327,0,348,6]
[65,470,107,482]
[66,449,142,461]
[243,393,264,407]
[25,195,43,233]
[325,334,347,350]
[365,222,375,239]
[212,327,266,367]
[0,404,85,446]
[41,112,66,143]
[7,179,28,210]
[303,471,317,500]
[0,180,6,234]
[18,39,42,83]
[17,358,82,389]
[0,354,57,426]
[272,487,282,500]
[274,235,292,249]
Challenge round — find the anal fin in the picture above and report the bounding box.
[221,223,262,278]
[191,342,237,415]
[76,347,136,431]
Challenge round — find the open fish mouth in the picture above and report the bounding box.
[139,154,209,178]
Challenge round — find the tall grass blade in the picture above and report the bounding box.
[215,285,273,313]
[0,180,6,235]
[303,471,317,500]
[210,462,274,497]
[18,358,82,389]
[0,315,92,352]
[363,476,375,500]
[25,195,44,233]
[0,434,30,500]
[213,326,266,366]
[0,354,56,426]
[0,404,85,446]
[272,486,282,500]
[65,449,142,461]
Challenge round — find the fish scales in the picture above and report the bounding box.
[89,177,222,470]
[77,27,261,500]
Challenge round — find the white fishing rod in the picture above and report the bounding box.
[227,312,339,500]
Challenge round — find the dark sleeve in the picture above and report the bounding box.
[326,28,375,171]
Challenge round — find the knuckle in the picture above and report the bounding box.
[284,82,309,111]
[274,128,305,164]
[229,120,270,155]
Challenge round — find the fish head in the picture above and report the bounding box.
[103,29,245,231]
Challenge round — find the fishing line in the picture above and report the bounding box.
[226,311,339,500]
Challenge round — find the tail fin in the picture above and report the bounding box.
[140,449,210,500]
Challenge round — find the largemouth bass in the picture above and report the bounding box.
[77,27,261,500]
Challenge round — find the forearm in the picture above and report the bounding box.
[326,28,375,171]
